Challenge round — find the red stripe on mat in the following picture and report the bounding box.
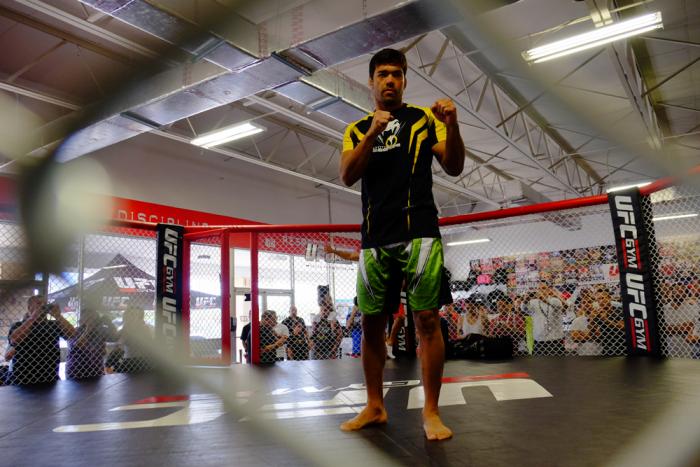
[442,372,530,383]
[134,395,190,404]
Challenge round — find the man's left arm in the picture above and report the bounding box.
[49,304,76,339]
[431,98,465,176]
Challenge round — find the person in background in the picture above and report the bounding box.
[346,298,363,358]
[439,303,460,342]
[0,346,15,385]
[588,288,625,355]
[259,310,288,364]
[569,288,602,356]
[527,281,566,355]
[662,282,698,357]
[7,297,76,385]
[287,319,310,361]
[282,306,306,336]
[66,308,118,379]
[240,310,252,364]
[458,295,489,338]
[487,291,525,341]
[107,306,153,373]
[273,319,290,362]
[311,297,343,360]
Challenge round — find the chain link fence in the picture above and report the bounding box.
[442,204,624,357]
[187,233,225,362]
[2,181,698,382]
[250,205,626,362]
[249,232,360,364]
[1,222,158,385]
[649,184,700,358]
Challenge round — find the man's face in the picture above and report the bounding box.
[28,296,45,315]
[263,313,276,328]
[289,306,297,317]
[497,300,513,315]
[369,64,405,107]
[595,291,610,306]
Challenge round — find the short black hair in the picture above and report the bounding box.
[369,48,407,77]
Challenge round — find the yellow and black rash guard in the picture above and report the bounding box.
[343,104,447,249]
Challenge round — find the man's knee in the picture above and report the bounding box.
[414,309,440,334]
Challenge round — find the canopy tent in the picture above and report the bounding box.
[49,254,220,312]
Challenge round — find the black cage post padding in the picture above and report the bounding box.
[155,224,185,356]
[608,189,662,357]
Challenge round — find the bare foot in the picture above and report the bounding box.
[423,412,452,441]
[340,406,388,431]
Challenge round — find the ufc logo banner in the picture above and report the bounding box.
[608,190,661,356]
[156,224,184,355]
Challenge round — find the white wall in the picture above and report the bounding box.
[81,132,362,225]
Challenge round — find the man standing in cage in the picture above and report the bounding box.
[339,48,465,440]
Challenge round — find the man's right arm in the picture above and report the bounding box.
[325,244,360,262]
[9,318,37,346]
[340,110,392,186]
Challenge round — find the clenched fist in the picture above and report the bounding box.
[368,110,393,138]
[431,98,457,127]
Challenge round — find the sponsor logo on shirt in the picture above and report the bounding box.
[374,119,404,152]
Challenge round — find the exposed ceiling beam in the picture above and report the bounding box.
[0,2,156,64]
[154,129,361,196]
[656,102,700,114]
[0,80,80,110]
[643,55,700,97]
[441,25,604,187]
[16,0,160,58]
[408,63,580,196]
[642,36,700,48]
[495,49,604,129]
[247,94,501,205]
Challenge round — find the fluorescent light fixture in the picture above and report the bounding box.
[191,122,265,148]
[446,238,491,246]
[606,181,651,193]
[652,213,698,222]
[523,11,663,63]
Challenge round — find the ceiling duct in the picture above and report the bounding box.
[50,0,466,160]
[80,0,259,70]
[46,0,518,163]
[280,0,461,72]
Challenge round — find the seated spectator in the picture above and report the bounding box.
[106,306,153,373]
[311,298,343,360]
[0,346,14,385]
[458,295,488,338]
[287,320,310,361]
[487,291,525,339]
[7,297,75,385]
[259,310,288,364]
[439,303,461,342]
[66,308,118,379]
